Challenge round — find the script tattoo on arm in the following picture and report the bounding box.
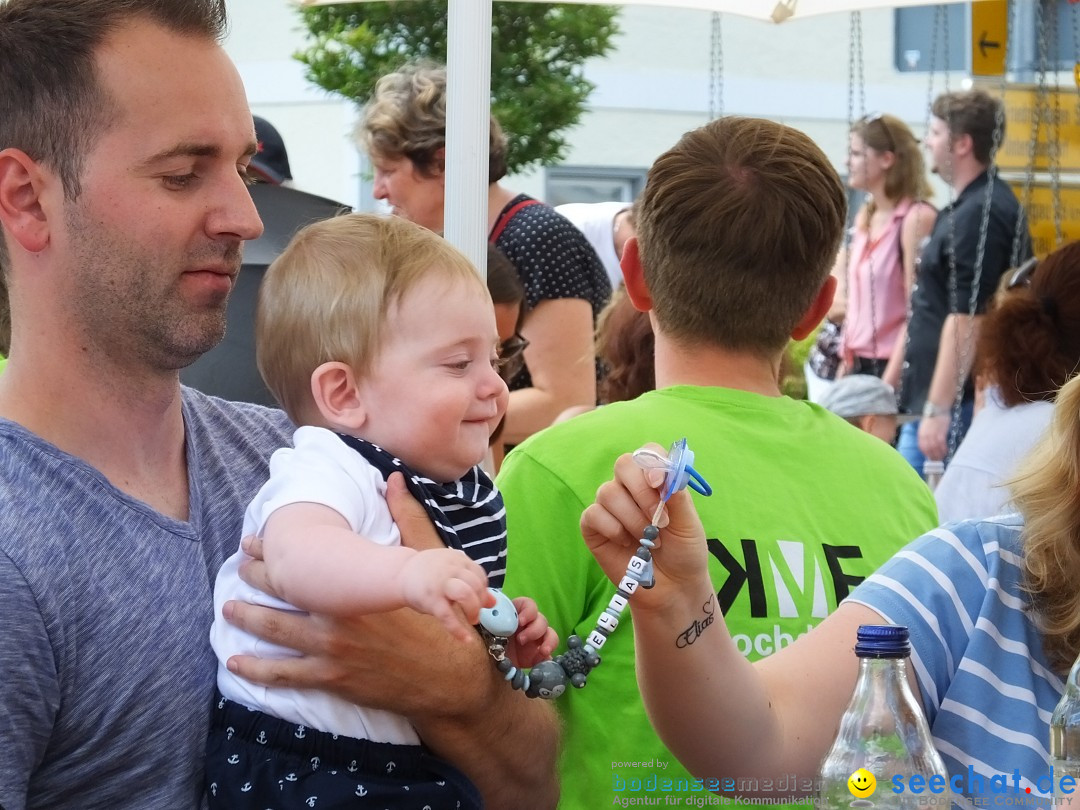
[675,594,717,648]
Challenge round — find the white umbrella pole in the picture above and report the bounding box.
[444,0,493,278]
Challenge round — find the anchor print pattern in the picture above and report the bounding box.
[208,700,474,808]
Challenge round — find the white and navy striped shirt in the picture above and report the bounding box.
[849,514,1063,800]
[340,434,507,585]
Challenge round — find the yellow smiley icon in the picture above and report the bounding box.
[847,768,877,799]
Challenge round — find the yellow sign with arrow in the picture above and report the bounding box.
[971,0,1007,77]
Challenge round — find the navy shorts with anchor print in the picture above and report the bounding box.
[206,692,483,809]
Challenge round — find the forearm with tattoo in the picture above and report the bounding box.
[676,594,718,648]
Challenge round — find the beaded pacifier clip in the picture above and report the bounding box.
[477,439,712,700]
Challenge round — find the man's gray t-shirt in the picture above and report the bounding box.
[0,388,293,810]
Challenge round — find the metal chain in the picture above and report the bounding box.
[897,4,947,413]
[945,4,1015,460]
[937,1,966,462]
[1048,3,1063,247]
[841,9,862,341]
[942,4,951,96]
[709,12,723,121]
[847,10,858,134]
[925,5,943,127]
[855,12,866,122]
[850,11,882,364]
[1017,0,1048,266]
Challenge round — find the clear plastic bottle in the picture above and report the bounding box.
[1050,650,1080,789]
[818,625,954,810]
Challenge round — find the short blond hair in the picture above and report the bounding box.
[636,117,847,353]
[256,213,483,423]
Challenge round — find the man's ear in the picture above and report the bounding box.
[791,275,837,341]
[620,237,653,313]
[0,149,52,255]
[310,362,367,430]
[951,131,974,160]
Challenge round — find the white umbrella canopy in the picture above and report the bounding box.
[294,0,976,270]
[299,0,972,24]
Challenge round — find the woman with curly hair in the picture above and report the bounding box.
[358,63,611,445]
[935,240,1080,521]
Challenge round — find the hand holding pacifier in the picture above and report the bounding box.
[633,439,712,527]
[627,439,712,588]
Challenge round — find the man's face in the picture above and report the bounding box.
[924,115,954,182]
[53,19,262,372]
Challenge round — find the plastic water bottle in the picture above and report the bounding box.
[818,625,954,810]
[1051,651,1080,790]
[923,460,945,492]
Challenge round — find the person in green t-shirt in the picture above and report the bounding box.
[497,116,938,810]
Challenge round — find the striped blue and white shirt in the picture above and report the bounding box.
[849,514,1065,798]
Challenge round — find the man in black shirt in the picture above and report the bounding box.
[897,88,1031,475]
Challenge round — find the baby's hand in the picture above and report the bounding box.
[400,549,494,643]
[507,596,558,669]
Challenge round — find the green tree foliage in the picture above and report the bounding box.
[296,2,619,174]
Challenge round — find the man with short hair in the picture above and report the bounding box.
[0,2,556,808]
[899,88,1032,472]
[498,116,938,809]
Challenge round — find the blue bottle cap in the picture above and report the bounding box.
[854,624,910,658]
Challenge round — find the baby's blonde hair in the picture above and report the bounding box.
[256,213,483,423]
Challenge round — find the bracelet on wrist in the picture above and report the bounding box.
[922,402,949,419]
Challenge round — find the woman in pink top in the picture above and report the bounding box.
[836,113,936,389]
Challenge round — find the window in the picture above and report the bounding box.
[545,166,646,207]
[895,2,1079,74]
[894,5,966,73]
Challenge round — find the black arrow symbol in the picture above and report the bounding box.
[979,31,1001,59]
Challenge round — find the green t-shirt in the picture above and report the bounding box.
[497,386,938,810]
[0,355,6,375]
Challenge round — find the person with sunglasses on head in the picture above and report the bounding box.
[934,240,1080,522]
[899,89,1033,477]
[836,113,936,388]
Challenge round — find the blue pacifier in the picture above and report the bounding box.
[633,438,713,503]
[630,439,712,590]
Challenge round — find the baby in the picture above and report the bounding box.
[208,213,555,809]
